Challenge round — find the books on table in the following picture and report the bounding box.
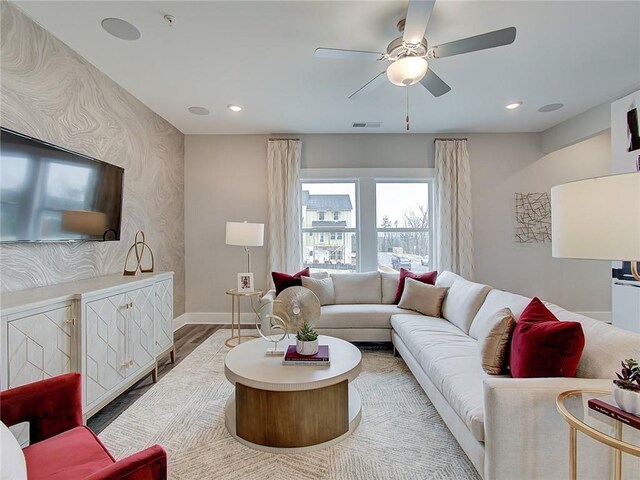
[588,395,640,430]
[283,345,330,366]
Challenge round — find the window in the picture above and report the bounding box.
[377,182,431,273]
[302,182,356,273]
[301,170,434,273]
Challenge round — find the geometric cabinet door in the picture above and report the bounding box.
[7,303,74,389]
[155,278,173,354]
[127,285,155,376]
[84,292,128,408]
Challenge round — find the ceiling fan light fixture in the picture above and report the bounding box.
[386,56,428,86]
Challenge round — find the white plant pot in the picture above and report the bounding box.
[296,338,318,356]
[613,382,640,415]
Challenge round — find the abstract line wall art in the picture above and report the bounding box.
[515,193,551,243]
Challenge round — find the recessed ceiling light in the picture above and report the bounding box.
[227,104,242,112]
[188,106,210,116]
[538,103,564,113]
[101,18,141,41]
[505,101,523,110]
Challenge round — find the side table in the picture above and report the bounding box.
[225,289,262,348]
[556,389,640,480]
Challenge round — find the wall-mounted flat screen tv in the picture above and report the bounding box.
[1,128,124,243]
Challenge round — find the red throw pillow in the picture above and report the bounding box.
[394,268,438,304]
[509,297,585,378]
[272,267,310,296]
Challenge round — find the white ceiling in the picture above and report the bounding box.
[14,1,640,134]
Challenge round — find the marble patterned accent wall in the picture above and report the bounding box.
[0,2,186,315]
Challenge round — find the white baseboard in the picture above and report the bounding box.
[173,312,257,330]
[576,311,611,323]
[173,313,188,332]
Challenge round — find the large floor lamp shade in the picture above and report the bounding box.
[551,172,640,280]
[225,221,264,272]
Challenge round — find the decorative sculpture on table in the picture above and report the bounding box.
[255,286,321,356]
[515,192,551,243]
[123,230,155,275]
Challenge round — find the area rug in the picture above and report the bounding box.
[99,330,480,480]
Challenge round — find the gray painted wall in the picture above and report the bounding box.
[185,132,612,315]
[0,2,186,315]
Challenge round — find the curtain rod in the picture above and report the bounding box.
[433,137,468,143]
[269,138,300,141]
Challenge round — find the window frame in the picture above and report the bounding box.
[374,179,434,271]
[301,179,359,271]
[300,168,435,273]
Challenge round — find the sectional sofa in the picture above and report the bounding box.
[262,270,640,479]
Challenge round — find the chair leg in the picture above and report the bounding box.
[151,365,158,383]
[170,347,176,364]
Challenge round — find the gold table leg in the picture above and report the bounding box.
[237,296,242,344]
[569,425,577,480]
[225,294,237,348]
[614,421,622,480]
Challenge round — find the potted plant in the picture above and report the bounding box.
[613,358,640,415]
[296,321,319,356]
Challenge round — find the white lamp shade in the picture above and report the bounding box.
[551,172,640,261]
[62,210,107,235]
[225,221,264,247]
[386,57,428,86]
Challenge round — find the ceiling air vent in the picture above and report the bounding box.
[352,122,382,128]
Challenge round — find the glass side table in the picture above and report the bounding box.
[225,289,262,348]
[556,389,640,480]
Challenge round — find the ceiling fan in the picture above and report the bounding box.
[315,0,516,99]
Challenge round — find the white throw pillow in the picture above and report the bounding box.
[0,421,27,480]
[301,276,336,306]
[331,272,381,304]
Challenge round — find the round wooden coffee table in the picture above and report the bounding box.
[224,335,362,453]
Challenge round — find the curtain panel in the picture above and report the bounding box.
[267,139,302,285]
[434,139,474,279]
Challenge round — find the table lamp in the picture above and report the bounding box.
[551,172,640,281]
[225,221,264,273]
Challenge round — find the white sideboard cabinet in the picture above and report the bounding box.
[1,272,174,419]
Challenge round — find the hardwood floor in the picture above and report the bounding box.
[88,324,244,434]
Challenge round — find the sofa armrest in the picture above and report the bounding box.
[0,373,83,444]
[261,289,276,304]
[85,445,167,480]
[483,377,613,480]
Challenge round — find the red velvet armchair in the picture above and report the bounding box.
[0,373,167,480]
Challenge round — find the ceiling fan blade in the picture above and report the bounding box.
[315,47,384,61]
[419,68,451,97]
[431,27,516,58]
[403,1,436,45]
[349,71,387,99]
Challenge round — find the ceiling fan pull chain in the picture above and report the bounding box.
[406,86,410,131]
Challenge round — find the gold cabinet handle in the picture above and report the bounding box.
[65,318,76,326]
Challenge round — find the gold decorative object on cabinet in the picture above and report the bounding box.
[123,231,155,276]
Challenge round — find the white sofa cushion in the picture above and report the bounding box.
[318,304,418,329]
[331,272,381,304]
[380,272,399,304]
[440,277,492,334]
[543,302,640,379]
[392,314,498,441]
[1,421,27,480]
[301,276,335,305]
[435,270,463,288]
[469,289,531,340]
